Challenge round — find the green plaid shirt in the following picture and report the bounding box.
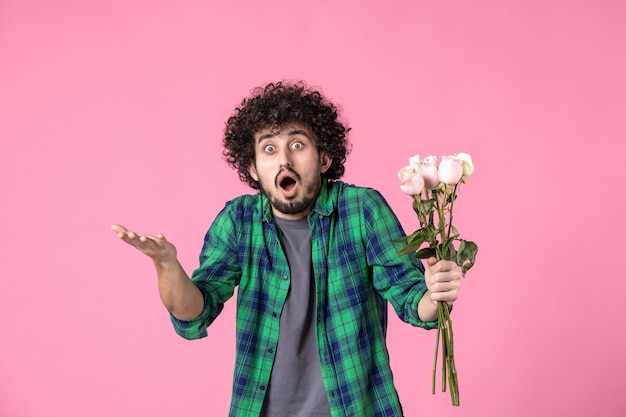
[171,180,437,417]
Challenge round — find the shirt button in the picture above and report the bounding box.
[259,385,265,391]
[267,348,274,353]
[282,275,288,280]
[272,312,277,318]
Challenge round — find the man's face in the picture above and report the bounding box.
[248,123,332,220]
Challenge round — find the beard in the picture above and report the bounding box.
[259,168,322,216]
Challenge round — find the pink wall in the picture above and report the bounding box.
[2,1,625,416]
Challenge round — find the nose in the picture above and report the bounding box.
[278,147,292,168]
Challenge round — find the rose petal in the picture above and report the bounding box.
[397,165,416,182]
[400,173,425,196]
[419,163,440,189]
[438,157,463,185]
[455,152,474,177]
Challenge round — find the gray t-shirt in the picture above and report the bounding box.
[260,216,331,417]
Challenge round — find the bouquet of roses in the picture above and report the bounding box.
[396,152,478,406]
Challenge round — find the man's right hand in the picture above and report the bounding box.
[111,224,177,266]
[111,224,203,320]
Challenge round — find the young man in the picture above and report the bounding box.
[112,81,462,417]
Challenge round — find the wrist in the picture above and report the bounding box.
[417,290,439,322]
[153,256,180,272]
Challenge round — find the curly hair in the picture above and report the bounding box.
[223,81,351,190]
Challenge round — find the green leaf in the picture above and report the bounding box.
[419,198,436,217]
[440,240,457,261]
[391,227,425,244]
[415,247,436,259]
[397,241,422,256]
[457,239,465,255]
[391,236,409,243]
[456,239,478,277]
[407,228,428,246]
[447,244,457,261]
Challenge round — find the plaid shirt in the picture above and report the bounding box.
[171,180,437,417]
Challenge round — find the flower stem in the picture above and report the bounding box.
[432,323,440,395]
[435,300,460,406]
[446,184,458,243]
[439,302,447,393]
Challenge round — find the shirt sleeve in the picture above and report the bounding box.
[360,188,438,330]
[170,202,242,340]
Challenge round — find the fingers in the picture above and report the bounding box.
[428,275,461,304]
[111,224,177,265]
[429,277,460,294]
[429,288,460,304]
[425,258,462,304]
[111,224,128,238]
[427,258,459,274]
[111,224,165,248]
[127,230,158,242]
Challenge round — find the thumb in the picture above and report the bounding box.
[426,257,438,267]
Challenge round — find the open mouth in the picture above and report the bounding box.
[280,176,296,192]
[276,169,299,196]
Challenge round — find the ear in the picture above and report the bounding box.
[320,152,332,174]
[248,163,259,181]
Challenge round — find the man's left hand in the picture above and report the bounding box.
[424,257,462,306]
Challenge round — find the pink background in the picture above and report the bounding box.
[2,1,625,416]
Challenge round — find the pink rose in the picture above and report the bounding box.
[422,155,438,166]
[408,154,422,168]
[419,162,440,189]
[397,165,417,182]
[398,165,425,196]
[455,152,475,177]
[438,156,463,185]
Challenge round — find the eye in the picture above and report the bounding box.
[263,144,276,153]
[291,141,304,150]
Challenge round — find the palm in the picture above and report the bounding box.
[111,224,177,264]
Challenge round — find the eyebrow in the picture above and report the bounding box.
[257,129,311,143]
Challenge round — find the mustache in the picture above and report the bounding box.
[275,167,301,187]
